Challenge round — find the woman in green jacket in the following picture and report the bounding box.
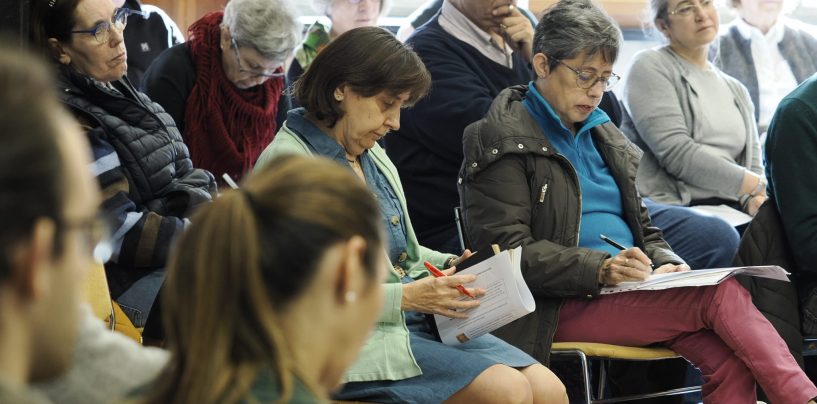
[256,27,567,404]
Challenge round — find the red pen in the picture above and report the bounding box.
[423,261,476,298]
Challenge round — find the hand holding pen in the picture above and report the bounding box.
[424,261,476,298]
[599,234,691,286]
[400,263,484,319]
[598,234,653,285]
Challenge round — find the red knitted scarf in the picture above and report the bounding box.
[184,11,284,182]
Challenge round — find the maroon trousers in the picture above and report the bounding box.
[555,278,817,404]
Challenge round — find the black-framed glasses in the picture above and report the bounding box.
[668,0,715,18]
[230,37,285,79]
[555,59,620,92]
[57,214,113,264]
[70,7,141,44]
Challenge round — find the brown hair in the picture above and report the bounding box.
[30,0,82,59]
[140,155,384,404]
[294,26,431,127]
[0,40,67,280]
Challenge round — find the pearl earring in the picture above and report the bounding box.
[345,291,357,303]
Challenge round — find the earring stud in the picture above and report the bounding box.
[345,291,357,303]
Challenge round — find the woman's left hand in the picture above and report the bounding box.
[653,263,692,274]
[447,249,473,269]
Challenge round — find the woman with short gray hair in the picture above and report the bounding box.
[287,0,392,88]
[459,0,817,402]
[143,0,301,184]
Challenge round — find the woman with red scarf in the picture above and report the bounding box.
[143,0,301,184]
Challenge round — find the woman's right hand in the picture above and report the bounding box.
[598,248,652,286]
[740,172,767,198]
[745,194,767,216]
[401,268,486,319]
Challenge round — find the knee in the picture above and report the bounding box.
[451,365,534,404]
[491,367,534,404]
[700,216,740,250]
[714,278,751,304]
[523,364,568,404]
[691,216,740,267]
[501,370,534,404]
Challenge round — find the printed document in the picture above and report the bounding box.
[601,266,789,295]
[434,246,535,345]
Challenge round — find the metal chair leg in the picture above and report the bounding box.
[598,359,608,400]
[577,350,593,404]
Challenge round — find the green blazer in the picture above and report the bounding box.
[254,123,451,382]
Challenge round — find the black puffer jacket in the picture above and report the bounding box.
[56,64,216,296]
[459,86,682,364]
[733,198,805,367]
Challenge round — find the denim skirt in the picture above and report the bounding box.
[332,311,538,403]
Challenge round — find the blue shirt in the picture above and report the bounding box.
[523,83,634,256]
[285,108,410,265]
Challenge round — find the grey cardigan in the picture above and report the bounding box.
[621,46,763,206]
[712,23,817,122]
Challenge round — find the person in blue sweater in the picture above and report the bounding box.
[389,0,740,276]
[386,0,623,254]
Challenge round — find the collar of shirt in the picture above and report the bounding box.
[438,0,514,69]
[734,17,786,46]
[285,108,362,164]
[522,81,610,142]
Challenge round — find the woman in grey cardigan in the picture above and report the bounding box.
[623,0,767,217]
[713,0,817,135]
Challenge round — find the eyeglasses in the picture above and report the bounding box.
[555,59,620,92]
[668,0,715,18]
[57,214,113,264]
[70,7,140,44]
[230,37,285,79]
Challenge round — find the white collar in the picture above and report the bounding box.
[733,17,786,45]
[438,0,513,61]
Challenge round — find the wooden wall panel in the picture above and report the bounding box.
[147,0,227,38]
[152,0,649,36]
[530,0,647,29]
[1,0,29,49]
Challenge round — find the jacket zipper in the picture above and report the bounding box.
[538,184,548,203]
[553,153,582,246]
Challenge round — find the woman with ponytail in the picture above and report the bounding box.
[139,155,388,403]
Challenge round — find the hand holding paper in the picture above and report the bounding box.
[434,246,536,345]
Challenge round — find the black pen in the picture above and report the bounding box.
[599,234,655,270]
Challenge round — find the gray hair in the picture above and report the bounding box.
[642,0,670,39]
[312,0,392,19]
[222,0,302,61]
[533,0,622,70]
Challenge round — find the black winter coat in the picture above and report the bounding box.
[733,198,806,367]
[459,86,682,364]
[56,64,216,296]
